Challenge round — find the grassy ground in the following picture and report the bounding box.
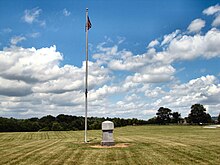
[0,125,220,165]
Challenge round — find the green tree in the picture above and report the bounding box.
[0,114,148,132]
[147,117,157,124]
[171,112,181,123]
[31,122,41,131]
[156,107,172,124]
[188,104,212,124]
[39,115,56,130]
[51,122,63,131]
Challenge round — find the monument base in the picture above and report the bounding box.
[101,141,115,146]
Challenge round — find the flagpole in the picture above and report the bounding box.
[85,8,89,143]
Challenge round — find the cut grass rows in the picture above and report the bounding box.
[0,126,220,165]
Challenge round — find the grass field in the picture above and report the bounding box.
[0,125,220,165]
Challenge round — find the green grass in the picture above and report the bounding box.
[0,125,220,165]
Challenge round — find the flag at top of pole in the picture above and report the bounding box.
[86,9,92,31]
[87,16,92,30]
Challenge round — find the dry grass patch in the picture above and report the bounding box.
[90,143,131,148]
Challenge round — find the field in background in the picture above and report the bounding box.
[0,125,220,165]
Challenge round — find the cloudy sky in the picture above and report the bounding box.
[0,0,220,119]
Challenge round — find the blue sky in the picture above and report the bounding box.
[0,0,220,119]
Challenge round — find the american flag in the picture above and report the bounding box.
[87,16,92,30]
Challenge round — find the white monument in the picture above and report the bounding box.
[101,121,115,146]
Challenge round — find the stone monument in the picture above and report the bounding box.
[101,121,115,146]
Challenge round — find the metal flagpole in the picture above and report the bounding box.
[85,8,89,143]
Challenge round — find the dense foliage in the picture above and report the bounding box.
[0,104,216,132]
[0,114,147,132]
[148,107,182,125]
[187,104,212,124]
[148,104,214,125]
[156,107,172,124]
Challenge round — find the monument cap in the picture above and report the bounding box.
[102,121,114,131]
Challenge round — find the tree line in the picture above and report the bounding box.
[0,104,219,132]
[0,114,147,132]
[148,104,220,125]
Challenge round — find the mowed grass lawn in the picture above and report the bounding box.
[0,125,220,165]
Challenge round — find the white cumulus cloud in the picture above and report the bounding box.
[203,4,220,15]
[0,77,32,96]
[203,4,220,27]
[0,45,112,118]
[154,28,220,62]
[161,30,181,46]
[212,14,220,27]
[187,18,205,33]
[147,39,159,48]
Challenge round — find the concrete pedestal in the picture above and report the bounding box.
[101,121,115,146]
